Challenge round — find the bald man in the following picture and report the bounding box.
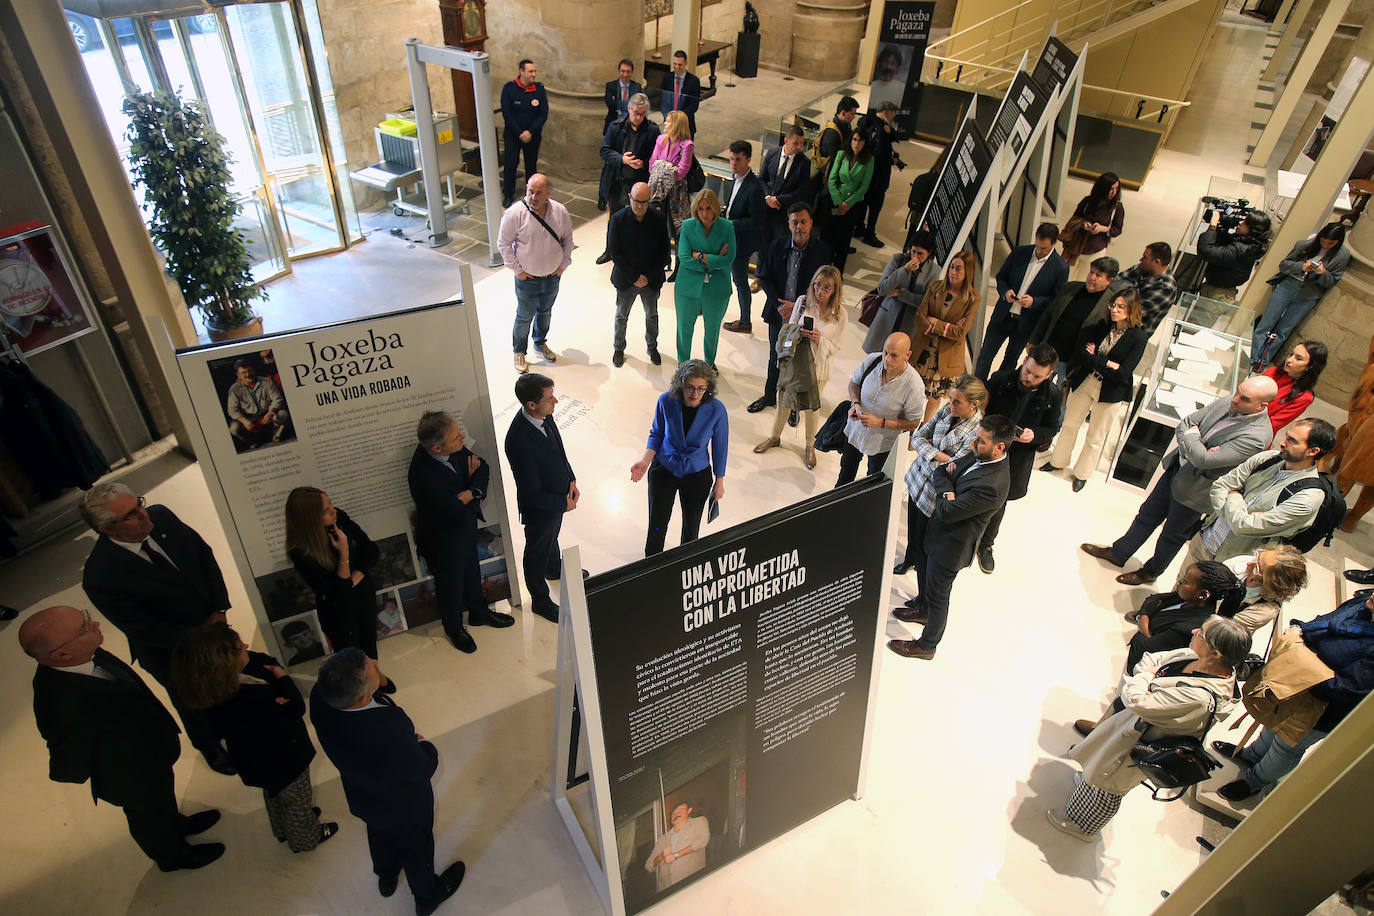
[498,173,574,374]
[607,180,670,365]
[836,332,927,486]
[1082,375,1278,586]
[21,606,224,871]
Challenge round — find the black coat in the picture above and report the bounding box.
[599,115,661,205]
[1126,594,1212,673]
[0,362,109,498]
[32,648,181,807]
[310,687,438,834]
[205,651,316,795]
[1197,229,1267,289]
[288,508,378,626]
[603,78,643,129]
[608,204,671,290]
[991,245,1070,326]
[722,170,767,260]
[757,235,833,325]
[926,454,1011,569]
[82,505,231,665]
[1066,321,1148,404]
[985,369,1064,501]
[504,412,576,520]
[759,146,815,211]
[407,444,488,563]
[659,70,701,134]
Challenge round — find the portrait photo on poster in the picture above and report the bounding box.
[207,349,298,453]
[255,566,317,622]
[868,43,911,111]
[399,579,441,630]
[376,590,407,639]
[370,532,419,590]
[274,610,327,666]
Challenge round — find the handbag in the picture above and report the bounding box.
[1058,214,1088,264]
[814,355,883,452]
[686,155,706,193]
[1128,694,1221,801]
[858,288,885,327]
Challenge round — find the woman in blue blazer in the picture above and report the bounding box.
[630,360,729,555]
[675,189,736,367]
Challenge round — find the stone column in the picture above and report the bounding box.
[1281,6,1374,168]
[484,0,643,184]
[792,0,872,81]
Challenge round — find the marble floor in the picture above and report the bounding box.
[2,11,1368,916]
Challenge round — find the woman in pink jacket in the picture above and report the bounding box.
[648,111,695,280]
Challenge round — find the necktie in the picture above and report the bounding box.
[780,154,792,184]
[674,76,681,108]
[541,417,554,439]
[95,653,140,690]
[622,84,628,106]
[726,180,736,216]
[141,540,177,573]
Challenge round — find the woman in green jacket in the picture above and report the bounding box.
[675,188,736,366]
[824,130,874,274]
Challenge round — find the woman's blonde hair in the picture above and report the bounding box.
[952,375,989,409]
[1259,545,1307,602]
[664,110,691,142]
[807,265,845,322]
[691,188,722,221]
[284,486,332,568]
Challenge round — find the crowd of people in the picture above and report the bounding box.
[16,52,1374,913]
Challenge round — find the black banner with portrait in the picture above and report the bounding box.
[869,1,935,133]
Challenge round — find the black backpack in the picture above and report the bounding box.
[1260,455,1347,552]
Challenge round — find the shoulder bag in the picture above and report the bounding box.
[814,355,883,452]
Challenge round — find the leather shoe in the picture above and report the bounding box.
[448,629,477,653]
[181,809,221,836]
[722,320,752,333]
[753,437,780,454]
[788,409,799,428]
[893,606,928,624]
[887,639,935,660]
[379,873,400,897]
[1356,587,1374,599]
[804,447,817,470]
[1217,779,1260,802]
[595,251,612,265]
[861,234,884,248]
[1211,740,1244,760]
[1344,567,1374,585]
[416,860,466,916]
[469,610,514,628]
[533,604,559,623]
[204,747,237,776]
[1071,477,1087,493]
[158,842,225,872]
[648,348,662,365]
[613,350,625,367]
[1038,462,1059,472]
[1116,570,1157,586]
[1046,809,1095,843]
[1073,719,1097,737]
[1080,544,1123,567]
[977,547,994,573]
[892,561,914,576]
[747,397,775,413]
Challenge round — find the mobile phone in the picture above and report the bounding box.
[803,316,815,331]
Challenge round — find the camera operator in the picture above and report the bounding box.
[1196,210,1271,303]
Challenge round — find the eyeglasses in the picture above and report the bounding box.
[116,496,147,523]
[813,283,834,292]
[52,609,94,652]
[684,384,709,395]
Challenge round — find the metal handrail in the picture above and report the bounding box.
[923,53,1193,110]
[927,0,1043,54]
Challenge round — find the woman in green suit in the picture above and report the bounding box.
[823,130,874,274]
[675,188,736,366]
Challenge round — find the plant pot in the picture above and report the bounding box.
[207,315,264,343]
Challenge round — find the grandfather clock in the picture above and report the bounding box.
[438,0,487,146]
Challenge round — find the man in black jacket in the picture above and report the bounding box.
[597,94,659,221]
[747,203,833,416]
[80,482,235,775]
[500,59,548,207]
[889,417,1013,660]
[977,345,1062,572]
[719,139,767,333]
[1027,255,1124,389]
[975,223,1069,379]
[505,373,579,622]
[603,59,643,134]
[407,410,513,654]
[659,50,701,136]
[311,649,464,915]
[1196,212,1270,303]
[607,182,670,366]
[22,605,224,871]
[755,126,815,260]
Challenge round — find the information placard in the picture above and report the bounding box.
[918,118,995,266]
[986,70,1051,188]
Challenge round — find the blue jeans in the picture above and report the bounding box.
[513,274,560,353]
[1251,277,1318,365]
[1242,725,1328,790]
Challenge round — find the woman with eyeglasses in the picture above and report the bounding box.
[283,487,395,693]
[172,622,338,853]
[754,265,848,469]
[630,360,728,555]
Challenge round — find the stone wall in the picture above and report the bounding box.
[1296,246,1374,405]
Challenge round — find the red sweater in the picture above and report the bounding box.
[1262,366,1313,435]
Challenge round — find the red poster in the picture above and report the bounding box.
[0,222,96,355]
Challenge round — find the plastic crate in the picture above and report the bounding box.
[378,118,418,138]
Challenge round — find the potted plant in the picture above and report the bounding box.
[123,90,266,341]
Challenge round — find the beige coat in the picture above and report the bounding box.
[1069,648,1236,796]
[1242,630,1332,745]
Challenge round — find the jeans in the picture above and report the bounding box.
[502,128,541,200]
[974,313,1031,380]
[614,286,660,352]
[835,442,888,486]
[645,463,713,555]
[731,252,755,324]
[1242,725,1328,790]
[1251,277,1318,365]
[522,509,564,611]
[513,274,560,353]
[1109,460,1203,577]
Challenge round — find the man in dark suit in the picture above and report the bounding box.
[976,345,1063,573]
[21,605,224,871]
[604,59,643,134]
[888,416,1014,661]
[311,649,464,915]
[79,482,235,775]
[754,126,815,263]
[716,139,767,333]
[747,203,833,417]
[974,222,1069,380]
[407,410,513,654]
[505,374,578,623]
[1027,255,1125,389]
[1082,375,1278,586]
[607,182,670,366]
[659,50,701,136]
[595,94,660,263]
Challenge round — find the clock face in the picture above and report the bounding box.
[461,0,485,41]
[0,259,51,317]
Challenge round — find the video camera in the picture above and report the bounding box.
[1201,196,1253,232]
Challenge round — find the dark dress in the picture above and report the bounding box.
[289,508,379,658]
[204,651,317,796]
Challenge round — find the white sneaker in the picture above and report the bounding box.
[514,352,528,373]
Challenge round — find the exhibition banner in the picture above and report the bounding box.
[1030,36,1078,98]
[918,117,995,266]
[578,477,892,915]
[171,302,514,663]
[868,1,936,133]
[985,70,1052,189]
